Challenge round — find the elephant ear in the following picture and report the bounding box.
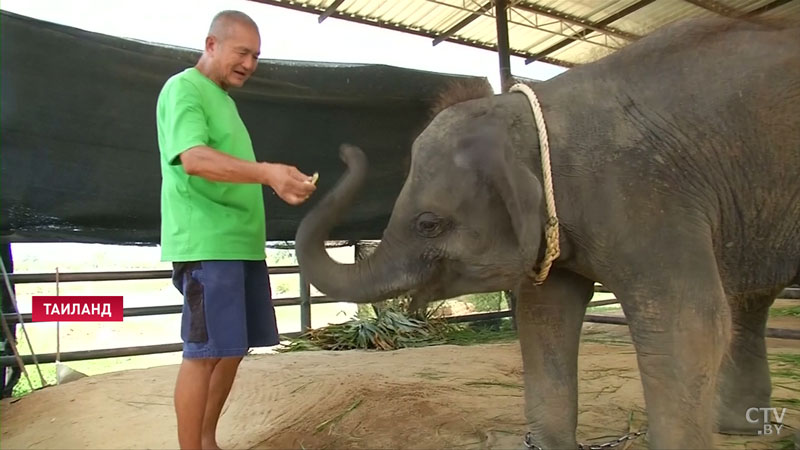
[457,125,544,274]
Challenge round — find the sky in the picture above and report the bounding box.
[0,0,568,92]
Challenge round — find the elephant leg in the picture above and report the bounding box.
[515,269,594,449]
[616,240,731,449]
[715,292,776,434]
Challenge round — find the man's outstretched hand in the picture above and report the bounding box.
[265,163,317,205]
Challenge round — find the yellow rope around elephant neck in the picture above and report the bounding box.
[509,83,560,285]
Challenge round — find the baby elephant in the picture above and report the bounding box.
[297,17,800,449]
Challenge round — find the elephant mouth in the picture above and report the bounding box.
[407,285,443,304]
[404,257,447,303]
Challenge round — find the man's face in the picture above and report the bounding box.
[208,22,260,89]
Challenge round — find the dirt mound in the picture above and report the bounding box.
[1,322,798,449]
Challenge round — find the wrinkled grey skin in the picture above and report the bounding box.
[296,17,800,449]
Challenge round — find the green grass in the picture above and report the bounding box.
[10,364,57,397]
[770,370,800,382]
[11,361,106,398]
[585,304,623,312]
[415,371,445,380]
[314,398,363,434]
[770,305,800,318]
[771,438,797,450]
[464,380,523,390]
[772,353,800,365]
[441,320,518,346]
[769,353,800,382]
[773,398,800,410]
[580,335,633,346]
[9,351,184,398]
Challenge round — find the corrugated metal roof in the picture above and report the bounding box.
[250,0,799,67]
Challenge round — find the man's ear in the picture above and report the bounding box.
[457,125,544,272]
[205,36,216,54]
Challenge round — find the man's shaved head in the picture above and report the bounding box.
[208,10,259,41]
[196,10,261,90]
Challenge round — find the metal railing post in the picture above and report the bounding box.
[506,290,517,331]
[299,270,311,332]
[1,242,20,397]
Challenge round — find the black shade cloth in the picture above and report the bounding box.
[1,11,483,245]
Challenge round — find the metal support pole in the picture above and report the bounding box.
[506,290,517,330]
[318,0,345,23]
[495,0,513,92]
[299,271,311,332]
[1,242,20,398]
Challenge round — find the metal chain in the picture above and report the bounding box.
[524,430,647,450]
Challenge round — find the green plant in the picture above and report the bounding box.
[279,311,519,354]
[466,291,507,312]
[356,304,376,319]
[267,248,297,266]
[275,281,292,295]
[278,305,456,352]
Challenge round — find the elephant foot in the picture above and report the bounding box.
[715,404,769,436]
[714,319,772,437]
[715,367,772,435]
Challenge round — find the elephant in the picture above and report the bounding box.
[295,16,800,449]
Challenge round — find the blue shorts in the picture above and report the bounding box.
[171,260,280,359]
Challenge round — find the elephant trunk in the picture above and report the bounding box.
[295,145,417,303]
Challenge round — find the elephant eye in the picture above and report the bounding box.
[415,212,445,238]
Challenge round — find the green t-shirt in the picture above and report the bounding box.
[156,68,266,262]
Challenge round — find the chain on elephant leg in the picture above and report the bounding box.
[515,272,593,449]
[524,430,648,450]
[521,407,578,449]
[517,325,581,449]
[630,310,729,448]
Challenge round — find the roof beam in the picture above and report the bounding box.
[524,0,656,64]
[681,0,741,17]
[514,1,641,41]
[685,0,788,18]
[433,0,494,46]
[745,0,793,16]
[247,0,574,67]
[318,0,346,23]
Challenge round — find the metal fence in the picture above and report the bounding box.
[1,264,798,371]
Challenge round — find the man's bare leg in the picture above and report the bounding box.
[201,356,243,450]
[175,357,220,449]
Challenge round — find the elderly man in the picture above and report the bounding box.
[155,10,316,449]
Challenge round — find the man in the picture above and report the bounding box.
[155,10,316,450]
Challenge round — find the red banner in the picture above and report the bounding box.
[31,296,124,322]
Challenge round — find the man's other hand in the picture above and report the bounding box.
[265,163,317,205]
